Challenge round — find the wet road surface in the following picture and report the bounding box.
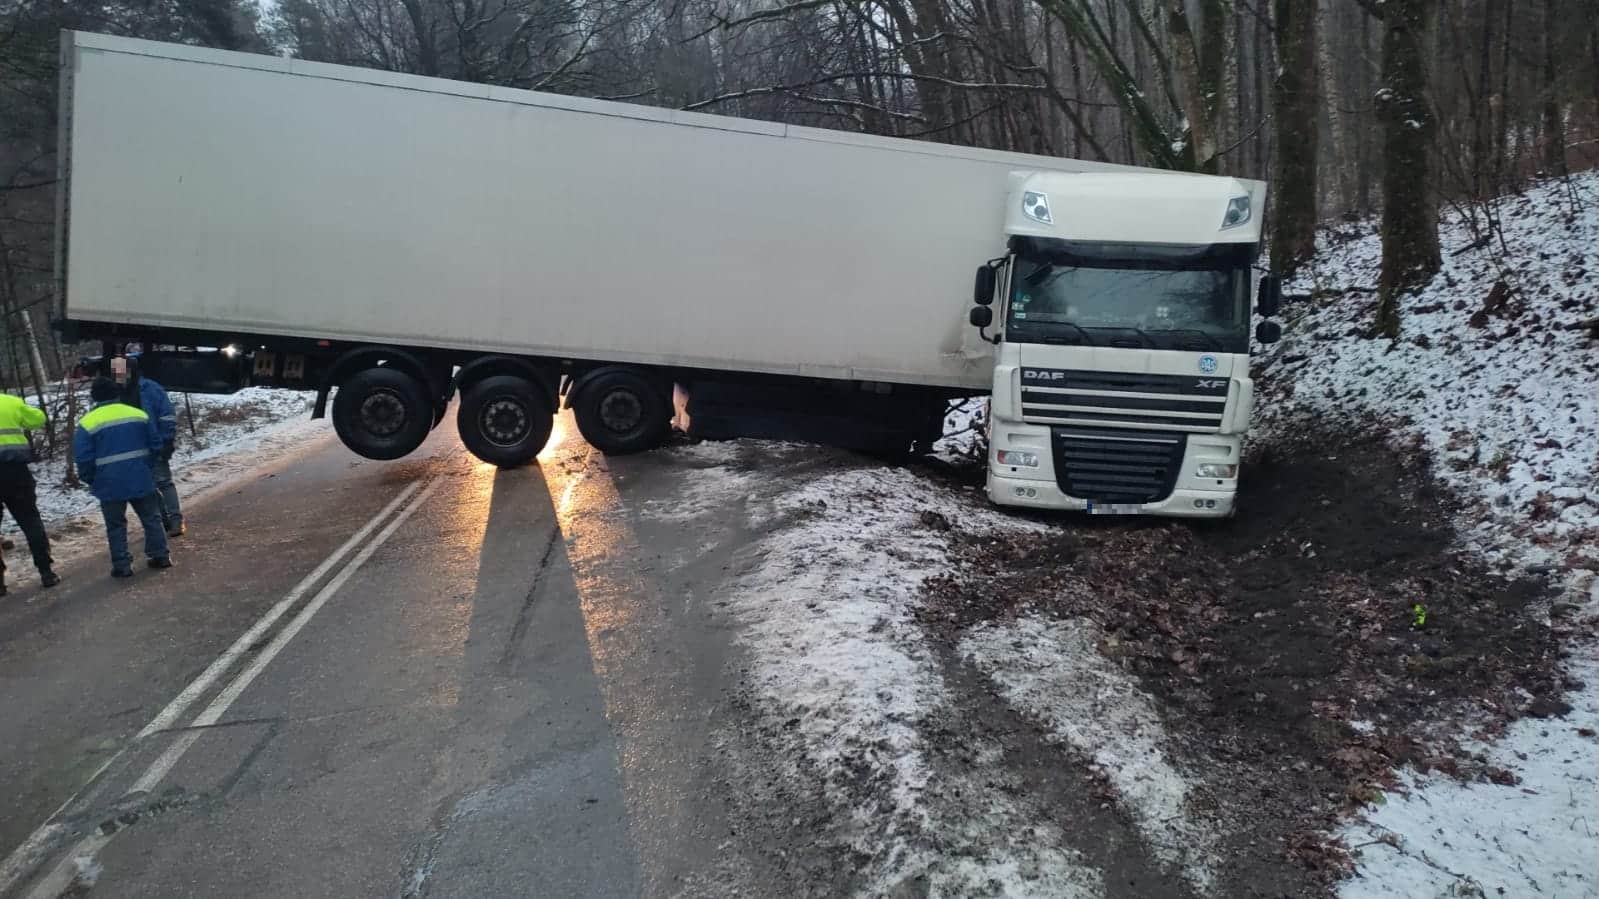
[0,413,761,898]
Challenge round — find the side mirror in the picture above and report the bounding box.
[973,266,996,306]
[1256,274,1282,317]
[969,306,994,329]
[1255,320,1282,344]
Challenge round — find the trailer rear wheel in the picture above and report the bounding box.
[332,367,433,460]
[458,375,553,467]
[572,369,670,455]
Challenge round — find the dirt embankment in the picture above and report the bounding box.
[919,426,1563,896]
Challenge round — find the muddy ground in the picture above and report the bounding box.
[915,425,1563,897]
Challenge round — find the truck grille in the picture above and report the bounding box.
[1020,368,1227,432]
[1050,427,1187,504]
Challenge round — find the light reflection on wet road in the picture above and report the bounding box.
[0,411,763,898]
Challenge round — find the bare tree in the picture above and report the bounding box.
[1271,0,1319,276]
[1361,0,1442,338]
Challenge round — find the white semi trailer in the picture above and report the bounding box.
[55,32,1282,518]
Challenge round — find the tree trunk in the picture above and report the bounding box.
[398,0,441,76]
[1271,0,1319,275]
[1495,0,1515,189]
[1542,0,1566,172]
[1474,0,1500,199]
[1168,0,1232,172]
[1357,8,1374,215]
[20,308,51,439]
[1373,0,1443,338]
[1316,0,1352,214]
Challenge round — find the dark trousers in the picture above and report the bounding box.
[153,454,182,528]
[0,463,53,577]
[101,493,169,572]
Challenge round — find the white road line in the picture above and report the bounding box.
[2,478,435,899]
[128,476,442,795]
[0,482,423,898]
[136,480,425,741]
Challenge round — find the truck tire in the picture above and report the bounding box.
[332,367,433,460]
[572,369,670,455]
[457,375,554,467]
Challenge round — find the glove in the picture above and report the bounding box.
[162,440,175,461]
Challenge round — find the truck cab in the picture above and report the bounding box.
[974,172,1280,518]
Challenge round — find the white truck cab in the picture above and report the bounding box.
[973,172,1281,518]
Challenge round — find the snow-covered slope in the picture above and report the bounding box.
[1257,171,1598,576]
[1256,171,1599,897]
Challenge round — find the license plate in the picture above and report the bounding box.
[1086,502,1141,515]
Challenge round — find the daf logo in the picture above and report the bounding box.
[1022,370,1066,381]
[1198,354,1219,374]
[1195,379,1225,389]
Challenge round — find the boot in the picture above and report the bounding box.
[165,519,185,539]
[147,557,172,570]
[111,568,134,579]
[40,568,60,588]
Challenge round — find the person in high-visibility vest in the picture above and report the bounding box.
[0,392,59,595]
[73,377,171,577]
[122,355,184,537]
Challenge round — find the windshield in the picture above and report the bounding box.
[1005,242,1252,352]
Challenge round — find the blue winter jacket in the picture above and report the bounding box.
[135,377,178,444]
[74,401,161,502]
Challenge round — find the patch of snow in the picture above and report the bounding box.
[934,398,986,461]
[1257,171,1599,896]
[962,617,1220,894]
[1340,578,1599,898]
[636,466,760,524]
[706,461,1087,894]
[1261,170,1599,576]
[69,854,101,889]
[657,439,747,465]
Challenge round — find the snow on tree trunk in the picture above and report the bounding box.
[1373,0,1442,338]
[1271,0,1320,276]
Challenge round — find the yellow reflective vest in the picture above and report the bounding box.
[0,393,45,464]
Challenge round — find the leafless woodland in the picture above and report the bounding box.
[3,0,1596,383]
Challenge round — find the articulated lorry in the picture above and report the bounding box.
[55,32,1282,518]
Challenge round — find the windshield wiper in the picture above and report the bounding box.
[1015,319,1095,345]
[1087,326,1157,349]
[1151,328,1223,350]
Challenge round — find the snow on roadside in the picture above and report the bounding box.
[1339,582,1599,899]
[2,388,318,573]
[701,460,1114,895]
[1253,171,1599,896]
[962,617,1220,894]
[934,398,987,462]
[1258,170,1599,577]
[652,440,1231,895]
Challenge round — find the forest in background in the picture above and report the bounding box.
[2,0,1597,391]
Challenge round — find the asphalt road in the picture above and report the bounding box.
[0,413,765,898]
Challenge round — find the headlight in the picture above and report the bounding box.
[1196,463,1237,479]
[1222,195,1251,229]
[1021,191,1053,225]
[998,450,1039,467]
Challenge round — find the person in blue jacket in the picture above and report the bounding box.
[74,377,171,577]
[124,356,184,537]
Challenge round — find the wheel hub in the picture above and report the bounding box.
[598,390,643,433]
[359,389,406,437]
[481,397,530,447]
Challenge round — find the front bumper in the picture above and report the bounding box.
[988,471,1235,518]
[986,419,1241,518]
